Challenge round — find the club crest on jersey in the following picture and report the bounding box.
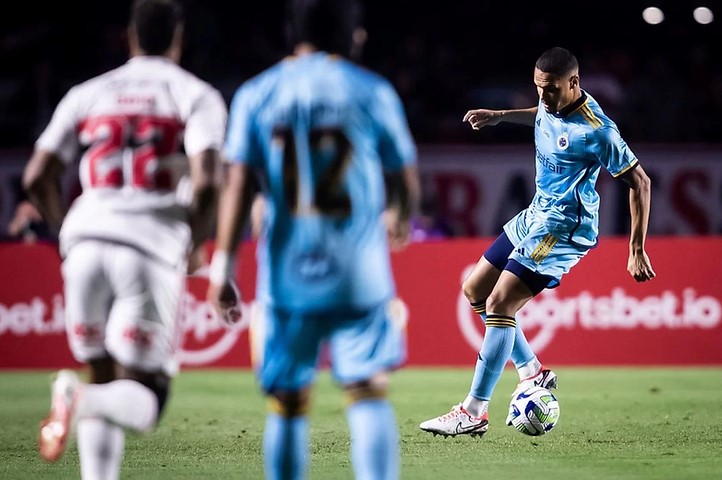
[557,133,569,150]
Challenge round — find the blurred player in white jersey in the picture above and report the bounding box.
[206,0,420,478]
[419,47,655,438]
[22,0,227,477]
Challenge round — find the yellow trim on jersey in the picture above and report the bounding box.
[579,104,603,129]
[530,234,558,264]
[612,159,640,177]
[567,99,587,116]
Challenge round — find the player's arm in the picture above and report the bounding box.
[206,162,254,324]
[187,149,219,251]
[620,164,656,282]
[21,150,66,236]
[463,106,538,130]
[384,164,421,251]
[374,80,420,250]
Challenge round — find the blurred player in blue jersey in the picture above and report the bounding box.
[206,0,420,478]
[420,47,655,437]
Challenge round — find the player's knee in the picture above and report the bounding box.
[87,356,116,384]
[268,390,310,417]
[486,291,516,317]
[343,374,388,405]
[461,277,483,303]
[118,367,171,422]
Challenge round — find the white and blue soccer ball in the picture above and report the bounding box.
[507,386,560,436]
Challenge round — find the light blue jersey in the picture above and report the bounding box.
[510,90,638,248]
[225,52,416,312]
[501,90,639,287]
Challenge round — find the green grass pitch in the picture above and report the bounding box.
[2,367,721,479]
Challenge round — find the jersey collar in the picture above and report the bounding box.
[552,90,587,118]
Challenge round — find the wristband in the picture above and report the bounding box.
[208,250,236,286]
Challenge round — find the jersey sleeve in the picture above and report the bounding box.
[184,87,228,156]
[223,84,262,166]
[372,81,417,171]
[34,87,81,165]
[591,126,639,178]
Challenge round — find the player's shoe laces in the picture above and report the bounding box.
[506,366,558,425]
[419,403,489,437]
[39,369,81,462]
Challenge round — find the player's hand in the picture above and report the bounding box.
[463,109,502,130]
[627,250,656,282]
[383,209,411,251]
[207,279,242,325]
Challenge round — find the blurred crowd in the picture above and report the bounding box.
[1,1,721,149]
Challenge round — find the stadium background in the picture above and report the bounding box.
[2,0,721,147]
[1,0,721,368]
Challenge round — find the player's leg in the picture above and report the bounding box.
[419,270,533,437]
[330,303,405,480]
[461,270,534,419]
[94,243,181,429]
[254,305,323,480]
[46,243,182,478]
[40,240,114,464]
[502,232,588,403]
[464,232,547,384]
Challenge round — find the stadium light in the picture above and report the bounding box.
[692,6,714,24]
[642,6,665,24]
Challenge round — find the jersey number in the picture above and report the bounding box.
[273,127,352,216]
[80,115,183,189]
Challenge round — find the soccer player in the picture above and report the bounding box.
[23,0,227,477]
[206,0,420,478]
[419,47,655,437]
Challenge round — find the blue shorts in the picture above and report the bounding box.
[485,209,590,294]
[251,301,406,393]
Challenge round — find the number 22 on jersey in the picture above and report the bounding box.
[79,114,183,190]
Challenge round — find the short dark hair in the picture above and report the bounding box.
[535,47,579,77]
[130,0,185,55]
[285,0,363,56]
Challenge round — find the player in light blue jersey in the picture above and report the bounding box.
[207,0,420,478]
[420,47,655,437]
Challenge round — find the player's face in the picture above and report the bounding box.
[534,68,577,113]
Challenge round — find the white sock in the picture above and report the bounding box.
[518,358,542,380]
[77,417,125,480]
[77,380,158,433]
[462,395,488,418]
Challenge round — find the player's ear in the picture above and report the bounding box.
[569,74,579,89]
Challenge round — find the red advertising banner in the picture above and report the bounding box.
[1,237,721,369]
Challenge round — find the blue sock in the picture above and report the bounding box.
[469,316,516,400]
[264,413,308,480]
[346,399,399,480]
[472,302,535,369]
[510,322,536,368]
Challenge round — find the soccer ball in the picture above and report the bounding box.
[507,386,560,436]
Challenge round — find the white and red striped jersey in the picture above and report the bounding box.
[35,56,227,266]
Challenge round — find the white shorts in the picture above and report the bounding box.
[62,239,186,376]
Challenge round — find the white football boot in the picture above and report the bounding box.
[419,403,489,437]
